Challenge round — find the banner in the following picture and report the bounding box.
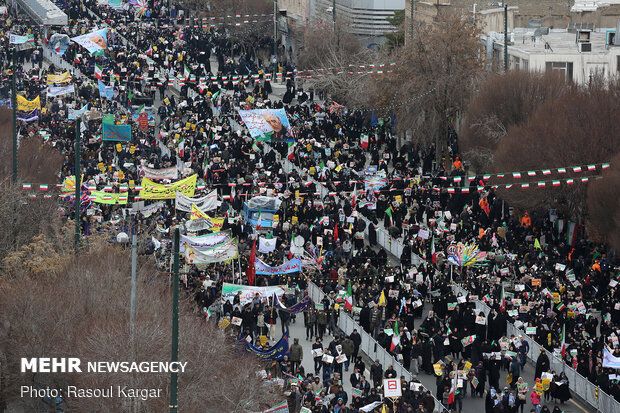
[175,190,220,212]
[184,238,238,264]
[48,85,75,97]
[276,295,312,314]
[90,191,128,205]
[190,205,224,232]
[139,174,197,200]
[103,123,131,142]
[68,104,88,120]
[222,282,286,305]
[46,71,72,84]
[603,348,620,369]
[18,109,38,122]
[179,231,230,252]
[71,28,108,56]
[141,165,178,180]
[9,33,34,44]
[237,109,293,142]
[16,95,41,112]
[243,331,289,360]
[183,218,212,233]
[98,80,115,100]
[255,258,302,275]
[258,237,277,254]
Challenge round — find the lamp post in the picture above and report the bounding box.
[169,228,180,413]
[12,49,18,183]
[504,3,508,72]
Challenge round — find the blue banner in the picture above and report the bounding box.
[242,331,289,360]
[276,295,312,314]
[255,258,302,276]
[98,80,115,100]
[103,123,131,142]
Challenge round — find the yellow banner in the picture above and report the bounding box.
[139,174,197,200]
[190,205,224,232]
[16,95,41,112]
[46,71,72,84]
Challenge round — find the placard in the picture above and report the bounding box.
[383,378,402,398]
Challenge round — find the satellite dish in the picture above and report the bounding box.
[294,235,305,247]
[117,232,129,244]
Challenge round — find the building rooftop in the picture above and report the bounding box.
[506,29,617,55]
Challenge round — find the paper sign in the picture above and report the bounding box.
[312,348,324,358]
[231,316,242,326]
[532,279,541,286]
[526,327,536,335]
[336,354,347,364]
[322,354,334,363]
[383,378,402,397]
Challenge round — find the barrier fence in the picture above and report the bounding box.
[307,282,449,413]
[452,284,618,412]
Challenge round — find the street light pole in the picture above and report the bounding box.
[410,0,414,44]
[130,221,137,344]
[11,49,18,183]
[74,119,81,251]
[504,3,508,72]
[169,228,180,413]
[273,0,278,76]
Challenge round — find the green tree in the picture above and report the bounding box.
[384,10,405,50]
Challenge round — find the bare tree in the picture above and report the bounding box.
[586,151,620,250]
[368,12,485,160]
[0,236,283,412]
[490,77,620,220]
[461,71,569,171]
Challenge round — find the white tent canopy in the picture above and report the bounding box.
[16,0,68,26]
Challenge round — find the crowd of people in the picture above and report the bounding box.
[2,0,619,412]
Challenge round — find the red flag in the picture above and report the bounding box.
[334,222,339,241]
[246,239,256,286]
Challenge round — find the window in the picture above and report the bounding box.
[546,61,573,80]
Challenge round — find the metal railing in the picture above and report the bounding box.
[42,47,82,76]
[452,284,619,412]
[307,282,449,413]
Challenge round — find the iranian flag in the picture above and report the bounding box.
[499,284,506,312]
[361,134,369,149]
[94,64,103,80]
[385,206,393,226]
[334,221,339,240]
[566,222,578,246]
[184,64,190,80]
[560,324,566,359]
[287,142,296,160]
[288,233,295,259]
[256,208,262,230]
[447,370,457,405]
[345,281,353,311]
[390,320,400,352]
[431,236,437,264]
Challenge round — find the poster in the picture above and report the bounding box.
[175,190,220,212]
[237,109,293,142]
[221,282,287,305]
[71,28,108,56]
[139,174,197,199]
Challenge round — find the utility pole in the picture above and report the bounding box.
[74,119,81,251]
[130,220,137,345]
[504,3,508,72]
[169,228,180,413]
[273,0,278,77]
[11,50,17,183]
[410,0,414,44]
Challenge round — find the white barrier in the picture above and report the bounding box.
[307,282,449,412]
[42,47,81,76]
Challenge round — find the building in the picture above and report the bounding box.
[404,0,620,31]
[485,26,620,83]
